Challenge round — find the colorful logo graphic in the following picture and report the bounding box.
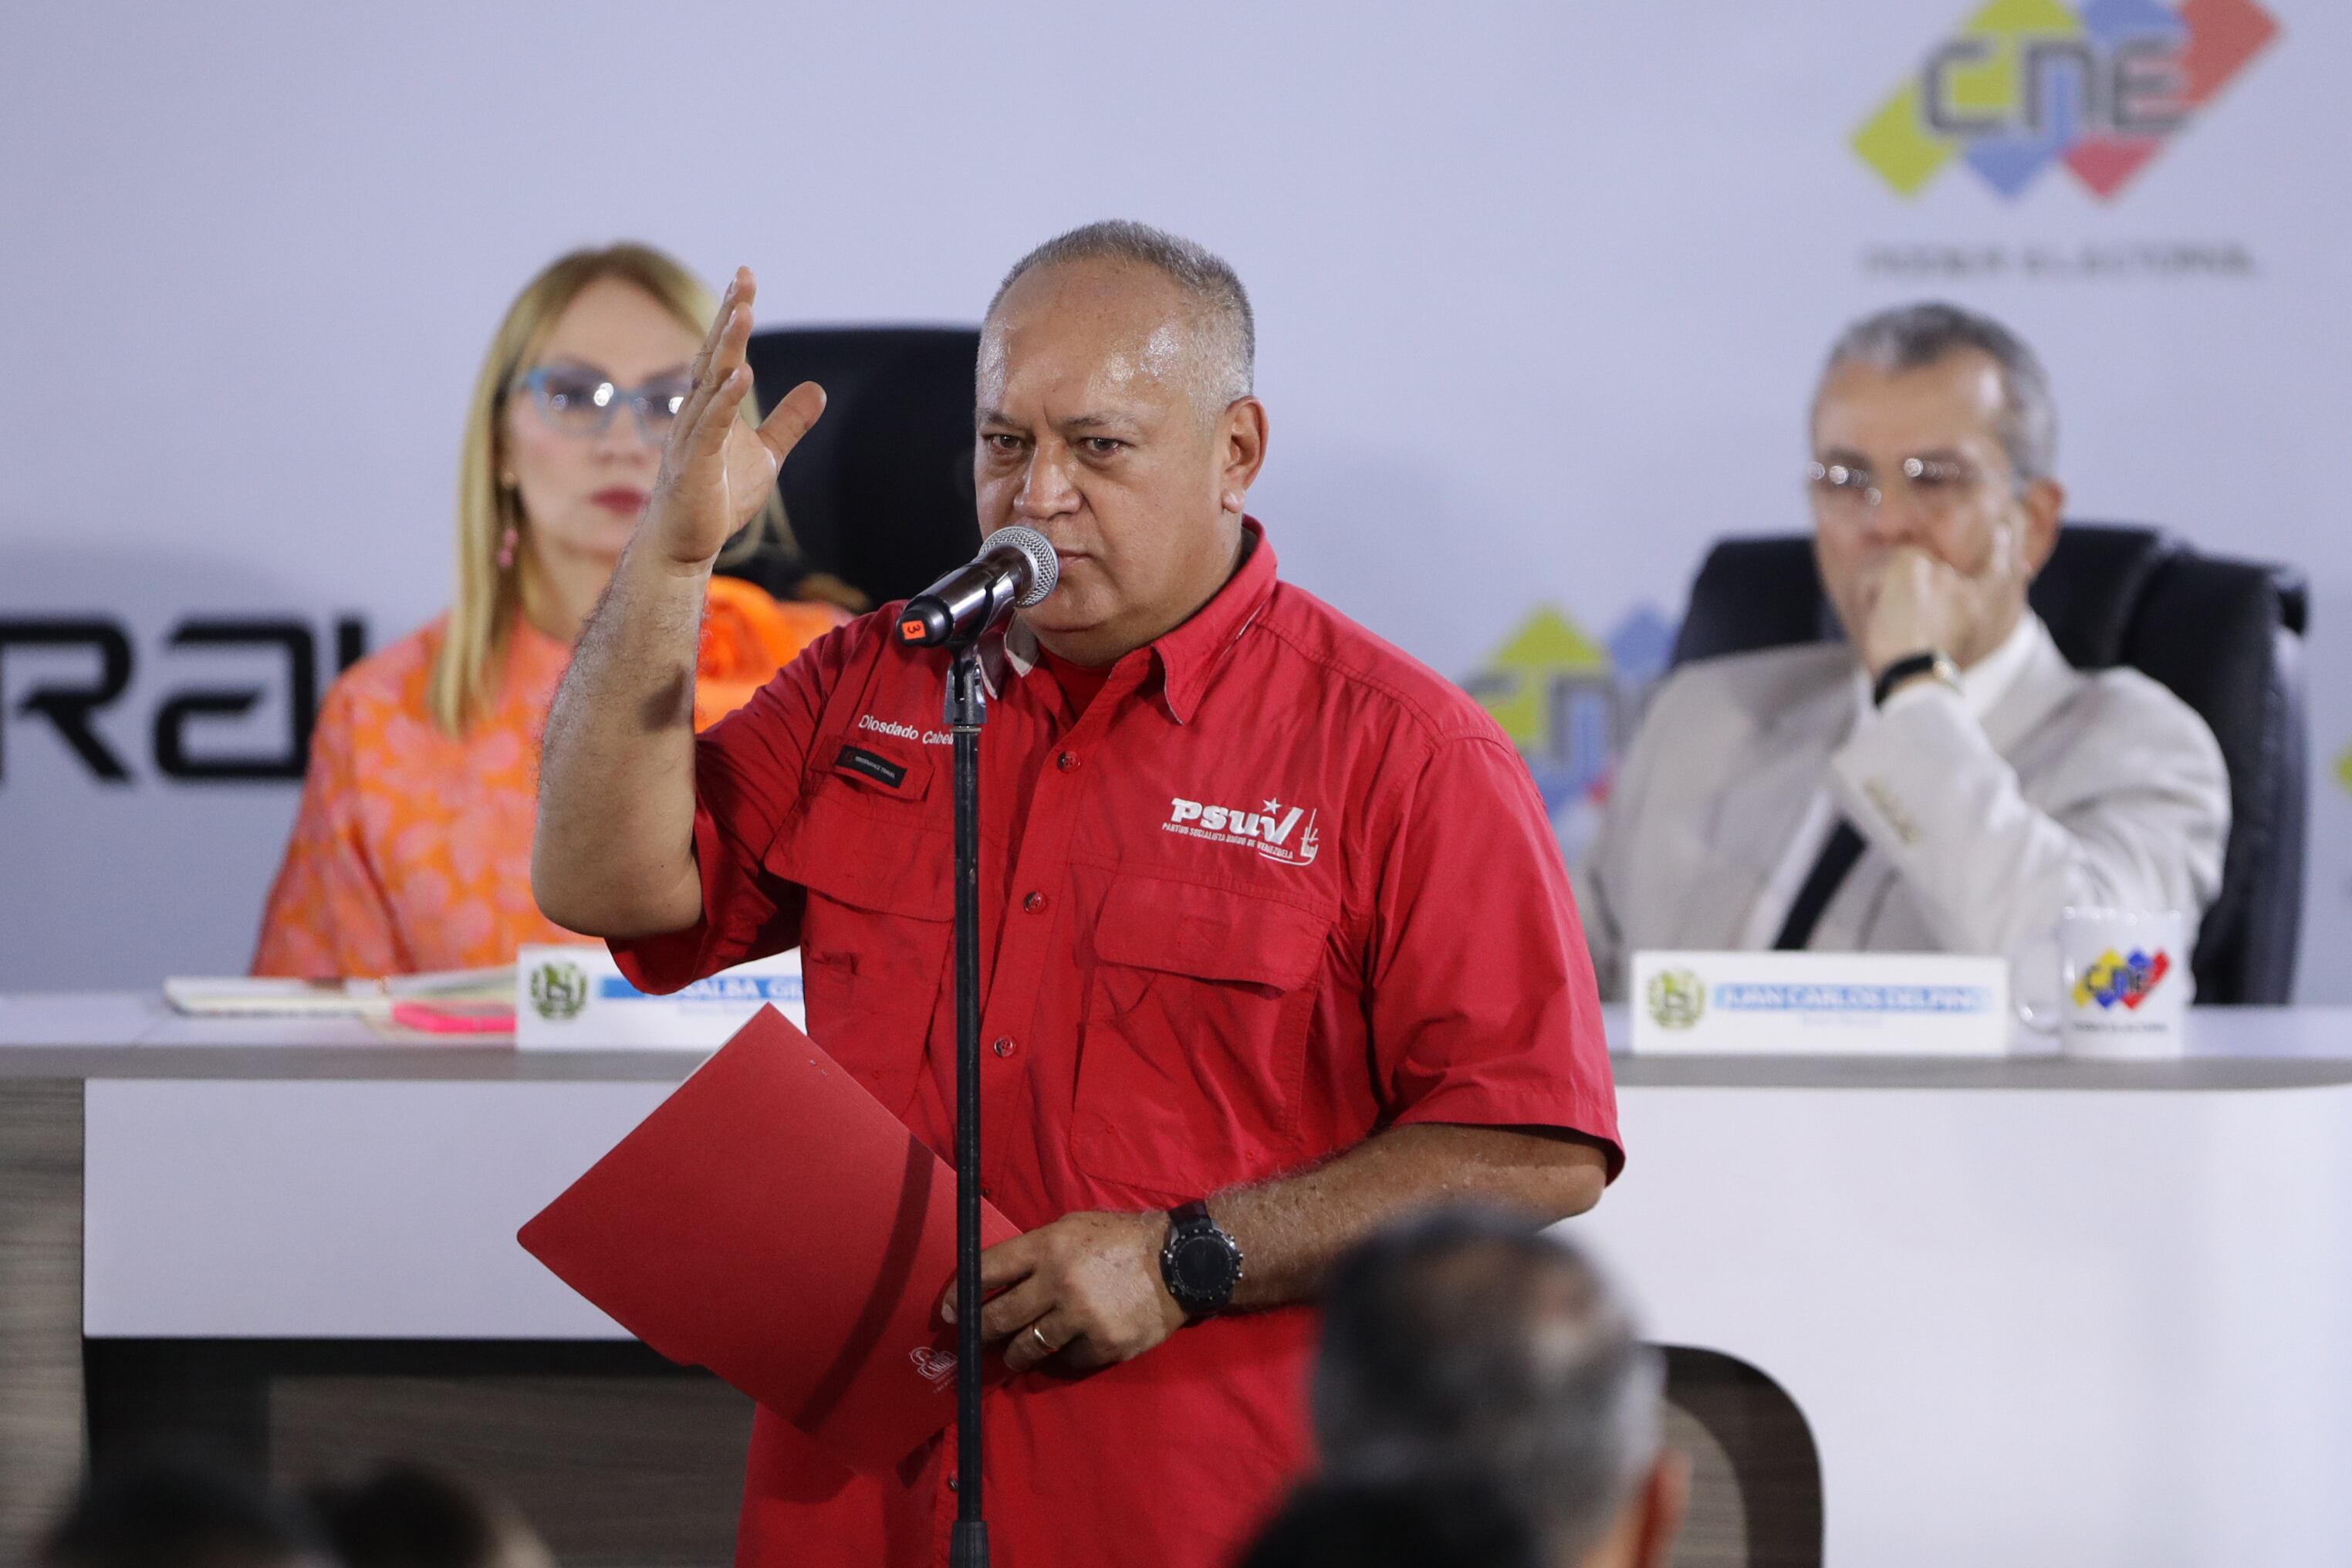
[1463,604,1674,861]
[1856,0,2279,200]
[2073,946,2173,1009]
[1646,969,1708,1032]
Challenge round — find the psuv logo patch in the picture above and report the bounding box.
[1164,796,1320,867]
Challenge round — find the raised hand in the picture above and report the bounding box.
[644,268,827,569]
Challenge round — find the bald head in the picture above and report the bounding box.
[970,221,1270,668]
[985,220,1254,417]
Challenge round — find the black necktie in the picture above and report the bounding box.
[1774,820,1867,951]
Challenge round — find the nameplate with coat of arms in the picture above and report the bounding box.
[515,945,806,1050]
[1629,951,2012,1056]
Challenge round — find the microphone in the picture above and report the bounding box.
[894,526,1059,647]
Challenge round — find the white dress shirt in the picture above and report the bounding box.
[1734,613,2046,950]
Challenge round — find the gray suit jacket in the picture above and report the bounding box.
[1574,620,2231,1002]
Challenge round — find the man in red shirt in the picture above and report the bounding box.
[536,221,1620,1568]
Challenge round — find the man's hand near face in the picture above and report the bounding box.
[1810,348,2065,687]
[1856,545,1968,679]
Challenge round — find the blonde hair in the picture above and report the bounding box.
[429,242,789,737]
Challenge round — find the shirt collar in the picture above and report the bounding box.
[1152,519,1278,724]
[1956,611,2043,719]
[983,518,1278,725]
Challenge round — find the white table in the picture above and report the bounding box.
[1579,1006,2352,1568]
[8,995,2352,1566]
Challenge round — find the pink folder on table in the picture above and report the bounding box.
[518,1005,1019,1472]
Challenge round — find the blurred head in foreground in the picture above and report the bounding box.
[1808,300,2066,673]
[1237,1473,1544,1568]
[35,1455,330,1568]
[304,1463,553,1568]
[1309,1209,1685,1568]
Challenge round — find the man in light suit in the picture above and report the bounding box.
[1576,302,2229,1002]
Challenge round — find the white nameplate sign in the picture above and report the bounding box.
[1630,950,2011,1056]
[515,945,806,1050]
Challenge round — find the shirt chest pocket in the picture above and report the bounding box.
[1070,877,1331,1202]
[762,739,949,1117]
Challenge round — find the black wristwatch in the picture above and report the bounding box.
[1872,650,1961,708]
[1159,1200,1245,1318]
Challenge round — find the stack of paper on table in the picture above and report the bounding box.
[519,1005,1019,1472]
[164,967,515,1019]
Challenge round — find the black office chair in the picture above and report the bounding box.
[725,326,983,608]
[1668,525,2308,1004]
[1662,1347,1822,1568]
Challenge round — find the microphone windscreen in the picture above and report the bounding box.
[988,526,1059,607]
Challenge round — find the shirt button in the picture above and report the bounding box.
[947,1475,958,1492]
[1023,890,1046,913]
[1056,751,1080,771]
[993,1036,1016,1058]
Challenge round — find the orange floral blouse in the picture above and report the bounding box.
[251,576,844,978]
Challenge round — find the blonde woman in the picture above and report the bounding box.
[252,243,844,978]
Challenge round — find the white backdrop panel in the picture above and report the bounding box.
[2,2,2344,991]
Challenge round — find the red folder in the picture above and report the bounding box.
[518,1005,1019,1472]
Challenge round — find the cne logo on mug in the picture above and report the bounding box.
[2073,946,2172,1010]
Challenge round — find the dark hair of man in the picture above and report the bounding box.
[986,219,1255,411]
[1820,299,2058,482]
[1312,1207,1662,1563]
[1236,1473,1544,1568]
[304,1463,547,1568]
[35,1455,325,1568]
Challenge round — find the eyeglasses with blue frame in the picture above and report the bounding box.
[514,363,695,443]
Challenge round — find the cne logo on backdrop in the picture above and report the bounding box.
[1461,603,1674,865]
[1855,0,2279,201]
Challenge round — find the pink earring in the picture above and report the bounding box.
[497,525,519,570]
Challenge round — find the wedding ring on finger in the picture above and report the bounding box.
[1028,1323,1055,1356]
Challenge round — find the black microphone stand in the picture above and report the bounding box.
[895,530,1053,1568]
[944,638,990,1568]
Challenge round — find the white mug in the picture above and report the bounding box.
[2019,907,2193,1058]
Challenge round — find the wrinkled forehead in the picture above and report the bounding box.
[976,260,1198,414]
[1811,350,2008,458]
